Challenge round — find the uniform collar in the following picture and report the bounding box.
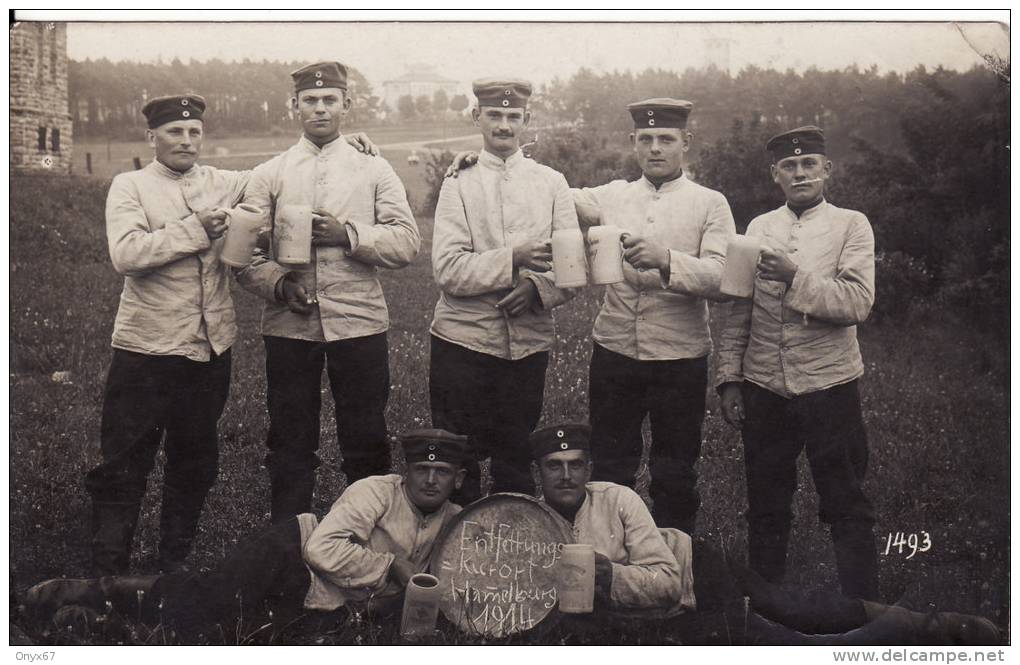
[300,132,348,155]
[150,158,198,180]
[784,198,828,220]
[640,172,687,194]
[479,148,524,170]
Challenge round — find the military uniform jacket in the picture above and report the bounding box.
[430,149,579,360]
[715,200,875,397]
[236,134,420,342]
[574,174,735,361]
[105,159,247,361]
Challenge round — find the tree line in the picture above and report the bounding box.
[68,58,380,140]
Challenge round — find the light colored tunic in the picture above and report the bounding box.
[573,174,735,360]
[715,200,875,397]
[105,159,248,361]
[430,149,579,360]
[570,482,696,617]
[236,134,419,342]
[298,474,461,610]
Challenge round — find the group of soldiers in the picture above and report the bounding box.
[22,60,1001,645]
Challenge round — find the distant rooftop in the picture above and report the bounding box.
[383,64,459,85]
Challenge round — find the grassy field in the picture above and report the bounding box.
[8,171,1010,645]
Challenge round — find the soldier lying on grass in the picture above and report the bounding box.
[23,430,467,643]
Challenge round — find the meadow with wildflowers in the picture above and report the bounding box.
[9,174,1009,645]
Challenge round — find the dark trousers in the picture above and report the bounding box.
[429,335,548,503]
[741,379,879,600]
[588,343,707,533]
[85,348,231,574]
[154,517,312,641]
[264,333,391,523]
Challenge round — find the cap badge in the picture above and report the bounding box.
[792,138,799,144]
[794,147,802,155]
[647,110,654,116]
[182,110,190,118]
[315,71,323,78]
[181,99,189,106]
[315,80,323,87]
[428,444,436,451]
[648,118,655,126]
[556,430,564,438]
[428,453,436,461]
[501,99,509,106]
[504,89,511,95]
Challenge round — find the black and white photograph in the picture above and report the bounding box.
[7,9,1011,654]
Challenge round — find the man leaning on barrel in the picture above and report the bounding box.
[531,423,1000,644]
[25,430,468,641]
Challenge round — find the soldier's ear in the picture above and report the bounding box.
[145,129,156,149]
[454,468,467,490]
[522,110,532,128]
[290,96,299,111]
[770,163,780,184]
[342,93,353,113]
[471,107,481,125]
[823,159,834,179]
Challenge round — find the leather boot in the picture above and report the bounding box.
[270,473,316,524]
[861,602,1001,646]
[747,609,909,645]
[158,486,206,573]
[25,575,161,623]
[831,520,880,601]
[98,575,161,620]
[729,556,867,633]
[24,578,104,621]
[746,527,790,585]
[90,501,141,577]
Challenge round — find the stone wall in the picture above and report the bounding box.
[10,21,73,174]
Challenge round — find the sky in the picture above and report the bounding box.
[22,11,1012,95]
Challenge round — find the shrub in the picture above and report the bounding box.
[872,250,933,321]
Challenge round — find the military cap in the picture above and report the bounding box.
[530,423,591,460]
[141,94,206,129]
[291,61,348,93]
[766,125,826,161]
[472,77,532,109]
[627,98,693,129]
[401,429,469,466]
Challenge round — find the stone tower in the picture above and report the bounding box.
[10,21,73,174]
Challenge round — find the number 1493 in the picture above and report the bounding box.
[883,531,931,559]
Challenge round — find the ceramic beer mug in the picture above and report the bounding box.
[400,573,442,638]
[587,225,625,285]
[275,203,313,265]
[720,235,763,299]
[558,543,595,613]
[219,204,265,268]
[551,228,588,288]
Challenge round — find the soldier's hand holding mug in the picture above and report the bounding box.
[196,207,229,240]
[513,239,553,272]
[757,244,798,285]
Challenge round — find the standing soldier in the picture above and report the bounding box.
[715,126,879,600]
[572,99,735,533]
[237,62,420,523]
[429,78,580,503]
[87,94,246,575]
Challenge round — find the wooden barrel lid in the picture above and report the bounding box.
[429,492,574,638]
